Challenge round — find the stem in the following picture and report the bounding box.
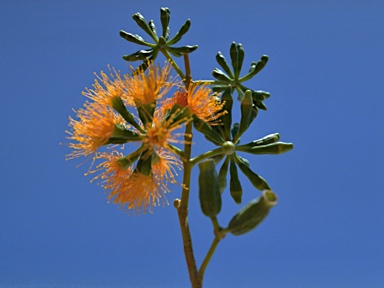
[161,49,187,82]
[183,54,192,88]
[175,54,202,288]
[190,147,223,167]
[192,80,231,86]
[198,234,221,283]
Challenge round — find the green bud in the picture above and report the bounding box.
[122,49,153,61]
[117,147,143,169]
[110,96,143,132]
[251,90,270,101]
[107,124,142,144]
[220,87,233,140]
[132,12,158,41]
[218,156,229,193]
[216,51,234,78]
[136,102,156,127]
[230,157,242,204]
[237,142,294,155]
[132,52,158,74]
[228,190,278,236]
[165,104,192,125]
[135,150,152,176]
[198,159,222,217]
[235,155,271,191]
[148,20,157,35]
[254,100,267,111]
[235,90,253,140]
[237,43,245,76]
[166,19,191,45]
[210,154,226,165]
[231,123,240,140]
[212,68,232,82]
[167,45,198,57]
[160,7,171,39]
[237,133,280,149]
[193,115,224,146]
[240,55,269,82]
[230,42,240,79]
[119,31,148,46]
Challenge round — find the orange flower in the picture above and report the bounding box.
[66,102,125,160]
[83,67,135,108]
[143,105,187,152]
[151,148,183,184]
[163,84,226,123]
[126,62,175,106]
[93,150,180,214]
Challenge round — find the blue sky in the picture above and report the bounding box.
[1,1,383,287]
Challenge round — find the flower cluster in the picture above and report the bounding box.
[66,63,224,214]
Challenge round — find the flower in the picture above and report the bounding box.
[83,67,135,108]
[151,148,182,184]
[126,62,175,106]
[143,104,187,153]
[66,102,125,160]
[163,84,226,123]
[92,148,182,214]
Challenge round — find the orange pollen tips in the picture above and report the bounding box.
[146,125,170,148]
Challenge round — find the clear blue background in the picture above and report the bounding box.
[1,1,383,287]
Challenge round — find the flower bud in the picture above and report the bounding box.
[216,51,234,78]
[237,133,280,149]
[193,115,224,146]
[229,157,242,204]
[198,159,222,217]
[228,190,277,236]
[167,19,191,45]
[235,155,271,191]
[107,124,142,144]
[236,90,253,139]
[237,142,294,155]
